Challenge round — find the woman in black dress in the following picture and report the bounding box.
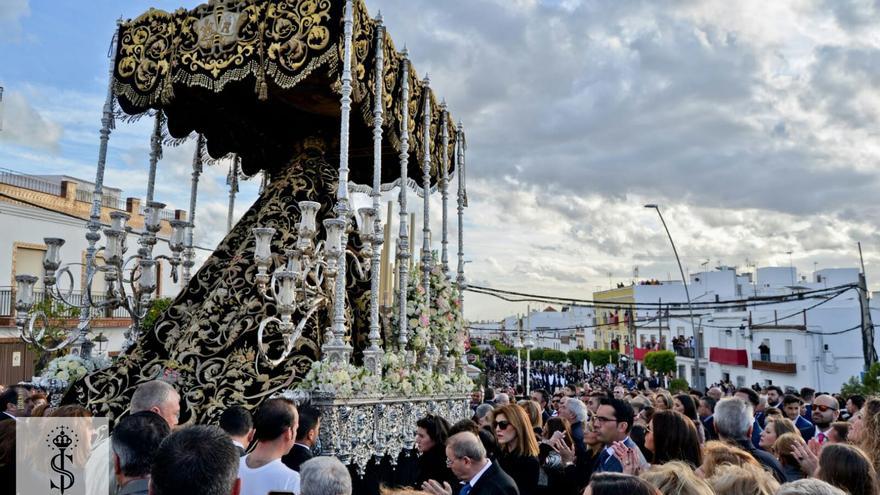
[415,414,456,488]
[494,404,540,495]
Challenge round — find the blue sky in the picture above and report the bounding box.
[3,0,880,320]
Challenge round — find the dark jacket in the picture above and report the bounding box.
[281,443,313,472]
[733,437,786,483]
[794,415,816,442]
[569,421,588,459]
[701,415,718,441]
[471,461,520,495]
[497,452,539,495]
[417,445,457,487]
[559,447,601,495]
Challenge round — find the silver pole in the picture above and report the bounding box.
[421,76,432,306]
[397,52,411,351]
[145,110,162,204]
[456,123,466,306]
[328,0,355,360]
[365,14,386,372]
[226,155,240,233]
[78,23,121,357]
[645,204,701,390]
[182,134,204,285]
[440,105,449,275]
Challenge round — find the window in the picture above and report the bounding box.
[14,245,46,290]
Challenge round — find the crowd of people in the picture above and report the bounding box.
[2,368,880,495]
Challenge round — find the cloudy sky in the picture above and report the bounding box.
[2,0,880,321]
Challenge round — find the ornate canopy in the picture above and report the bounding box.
[113,0,457,186]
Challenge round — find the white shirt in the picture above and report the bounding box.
[239,456,301,495]
[466,459,493,488]
[813,427,832,441]
[1,411,16,421]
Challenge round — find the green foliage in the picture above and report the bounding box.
[469,346,482,357]
[543,349,567,363]
[588,349,619,366]
[669,378,689,393]
[841,362,880,397]
[644,350,677,375]
[529,348,545,361]
[141,298,173,334]
[567,349,590,367]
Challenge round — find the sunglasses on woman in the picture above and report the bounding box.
[494,421,512,430]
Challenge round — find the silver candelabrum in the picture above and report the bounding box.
[251,201,379,367]
[13,203,188,357]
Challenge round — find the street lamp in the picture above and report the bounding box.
[644,204,703,390]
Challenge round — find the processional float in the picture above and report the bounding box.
[43,0,472,469]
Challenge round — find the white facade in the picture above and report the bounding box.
[627,266,878,392]
[487,305,595,352]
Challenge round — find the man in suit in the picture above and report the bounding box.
[715,397,786,483]
[557,397,589,460]
[593,398,648,473]
[735,387,764,449]
[530,389,551,424]
[811,394,841,445]
[0,386,25,421]
[220,406,254,456]
[782,394,815,442]
[800,387,816,419]
[282,403,321,471]
[699,396,718,441]
[423,431,518,495]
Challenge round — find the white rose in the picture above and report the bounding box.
[57,370,70,381]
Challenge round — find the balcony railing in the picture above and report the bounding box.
[0,287,132,319]
[75,189,126,210]
[751,353,797,374]
[0,168,61,195]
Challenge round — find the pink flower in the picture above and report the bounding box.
[419,315,430,327]
[447,313,454,321]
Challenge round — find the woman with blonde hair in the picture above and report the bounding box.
[639,461,714,495]
[653,391,673,412]
[849,397,880,476]
[759,417,797,451]
[707,463,780,495]
[771,432,806,482]
[695,440,760,478]
[494,404,540,495]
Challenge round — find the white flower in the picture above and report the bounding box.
[56,370,70,381]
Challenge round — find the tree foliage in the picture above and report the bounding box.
[567,349,590,367]
[588,349,619,366]
[141,297,173,334]
[669,378,689,393]
[644,350,677,375]
[841,362,880,397]
[28,298,81,374]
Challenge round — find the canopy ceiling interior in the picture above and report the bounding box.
[113,0,458,186]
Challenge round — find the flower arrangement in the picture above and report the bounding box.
[298,360,382,397]
[37,354,110,388]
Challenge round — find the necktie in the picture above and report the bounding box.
[460,482,472,495]
[818,432,826,443]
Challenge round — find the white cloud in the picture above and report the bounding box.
[0,0,29,43]
[0,90,63,151]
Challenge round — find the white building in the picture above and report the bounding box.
[479,305,595,352]
[615,266,878,392]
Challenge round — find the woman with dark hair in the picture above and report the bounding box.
[673,394,704,443]
[585,473,660,495]
[644,410,702,467]
[816,443,879,495]
[414,414,455,488]
[537,417,572,495]
[494,404,540,495]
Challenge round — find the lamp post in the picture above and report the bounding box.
[515,318,523,391]
[644,204,702,390]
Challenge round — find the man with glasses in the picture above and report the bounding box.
[811,394,840,445]
[592,398,647,473]
[423,432,518,495]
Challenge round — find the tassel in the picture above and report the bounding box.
[258,80,268,101]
